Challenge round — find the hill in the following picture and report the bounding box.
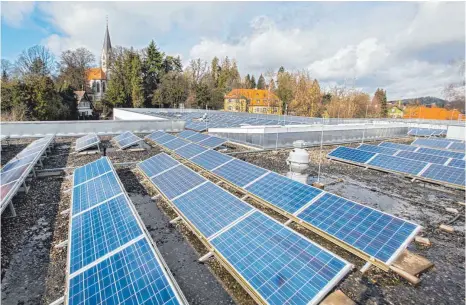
[390,96,448,107]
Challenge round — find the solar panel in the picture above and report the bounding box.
[163,138,190,150]
[328,146,375,164]
[419,164,465,186]
[408,128,434,136]
[151,133,178,145]
[210,211,351,305]
[178,130,198,139]
[174,143,207,159]
[368,154,426,175]
[446,158,466,169]
[358,144,398,155]
[187,133,210,143]
[145,130,167,141]
[151,165,206,199]
[190,149,233,170]
[172,182,253,238]
[114,132,142,149]
[138,153,179,178]
[246,172,323,214]
[73,157,112,186]
[68,238,183,305]
[16,145,47,159]
[0,163,30,185]
[449,142,465,151]
[69,194,143,273]
[416,147,465,159]
[396,150,450,165]
[411,138,451,149]
[198,136,227,148]
[1,153,37,173]
[113,131,132,142]
[75,133,100,152]
[72,172,122,215]
[295,193,419,263]
[213,159,268,187]
[379,142,418,152]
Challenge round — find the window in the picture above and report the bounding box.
[92,81,96,92]
[102,82,106,93]
[96,82,100,93]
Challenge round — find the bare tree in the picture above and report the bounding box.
[15,45,56,77]
[187,58,208,86]
[1,59,14,81]
[443,60,465,112]
[58,47,95,90]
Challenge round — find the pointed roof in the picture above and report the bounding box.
[103,18,112,52]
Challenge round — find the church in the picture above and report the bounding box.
[87,21,112,102]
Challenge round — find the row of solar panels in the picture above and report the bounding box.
[138,153,352,305]
[68,157,187,305]
[411,138,465,152]
[328,146,465,189]
[74,132,143,152]
[0,135,54,213]
[407,128,446,137]
[145,131,420,271]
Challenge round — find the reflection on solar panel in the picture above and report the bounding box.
[68,157,186,305]
[416,147,465,160]
[178,130,198,139]
[1,136,54,214]
[113,131,142,149]
[328,146,464,189]
[174,143,207,159]
[213,159,267,187]
[75,133,100,152]
[211,212,351,305]
[295,193,419,263]
[190,150,233,170]
[246,172,322,214]
[379,142,418,152]
[138,153,352,304]
[138,153,179,177]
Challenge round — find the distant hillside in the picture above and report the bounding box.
[390,96,448,107]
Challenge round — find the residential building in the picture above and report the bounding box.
[388,106,403,118]
[74,91,94,118]
[224,88,282,114]
[87,19,112,102]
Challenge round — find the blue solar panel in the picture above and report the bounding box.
[74,158,112,186]
[76,134,100,152]
[187,133,210,143]
[16,145,47,158]
[173,182,253,238]
[358,144,397,155]
[116,133,142,149]
[447,158,465,169]
[416,147,465,159]
[138,153,179,178]
[0,163,30,185]
[152,133,178,145]
[379,142,418,152]
[198,136,226,148]
[449,142,465,151]
[146,131,167,141]
[368,154,426,175]
[114,131,132,141]
[412,138,451,149]
[213,159,267,187]
[420,164,465,187]
[328,146,375,164]
[397,150,449,165]
[246,172,322,214]
[295,193,419,263]
[178,130,198,139]
[174,143,207,159]
[408,128,435,136]
[69,194,143,273]
[151,165,206,199]
[211,212,351,305]
[163,138,190,150]
[68,238,182,305]
[1,153,37,173]
[190,150,233,170]
[72,172,122,215]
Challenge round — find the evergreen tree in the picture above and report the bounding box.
[143,40,165,103]
[250,75,256,89]
[257,74,266,89]
[131,55,144,108]
[269,79,276,91]
[278,66,285,74]
[245,74,251,89]
[373,88,388,118]
[211,57,220,86]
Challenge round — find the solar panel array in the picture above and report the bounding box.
[328,146,465,189]
[75,133,100,152]
[138,153,352,305]
[144,132,421,269]
[1,135,54,213]
[113,131,142,149]
[68,157,186,305]
[407,128,446,137]
[177,130,227,148]
[412,138,465,152]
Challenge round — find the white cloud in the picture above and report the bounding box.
[1,1,35,27]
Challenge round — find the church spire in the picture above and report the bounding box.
[101,16,112,75]
[103,16,112,53]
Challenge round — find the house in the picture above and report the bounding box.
[224,88,282,114]
[74,91,94,118]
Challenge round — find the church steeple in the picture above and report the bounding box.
[101,16,112,75]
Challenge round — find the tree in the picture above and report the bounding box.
[250,75,256,89]
[373,88,388,117]
[269,78,276,92]
[257,74,266,89]
[276,71,294,113]
[245,74,251,89]
[153,72,189,108]
[143,40,165,102]
[58,47,95,90]
[1,59,13,82]
[211,56,220,86]
[16,45,55,77]
[105,47,133,107]
[131,55,144,108]
[289,72,321,117]
[162,55,182,74]
[278,66,285,74]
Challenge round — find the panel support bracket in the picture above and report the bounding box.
[49,296,64,305]
[284,219,293,226]
[169,215,182,224]
[198,251,214,263]
[360,261,372,273]
[54,240,68,249]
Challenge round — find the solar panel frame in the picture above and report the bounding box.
[198,136,227,148]
[178,130,198,139]
[163,138,190,150]
[328,146,376,164]
[113,132,143,149]
[357,144,398,156]
[190,149,233,170]
[145,130,167,141]
[137,153,180,178]
[151,165,207,200]
[213,159,268,187]
[174,143,208,159]
[75,133,100,152]
[187,132,211,143]
[419,164,465,187]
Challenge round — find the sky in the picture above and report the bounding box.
[1,1,465,100]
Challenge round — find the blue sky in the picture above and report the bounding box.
[1,1,464,100]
